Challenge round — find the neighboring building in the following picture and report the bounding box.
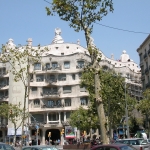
[100,50,142,101]
[0,28,142,144]
[137,34,150,90]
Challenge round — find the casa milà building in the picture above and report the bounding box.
[0,28,142,144]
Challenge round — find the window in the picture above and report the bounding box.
[139,53,143,62]
[58,74,66,81]
[47,75,56,82]
[77,61,84,68]
[52,62,58,69]
[72,74,75,80]
[34,63,41,70]
[80,97,88,105]
[48,113,58,121]
[56,100,61,106]
[30,74,33,82]
[36,75,44,82]
[66,112,71,119]
[47,100,54,107]
[78,73,82,79]
[63,86,71,93]
[34,99,40,108]
[32,87,37,94]
[80,86,86,92]
[31,114,44,123]
[61,53,64,55]
[0,68,6,75]
[46,63,51,70]
[65,99,71,106]
[64,61,70,69]
[32,87,37,91]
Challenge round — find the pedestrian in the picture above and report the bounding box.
[57,139,60,145]
[45,140,48,145]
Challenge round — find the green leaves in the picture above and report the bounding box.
[46,0,114,36]
[137,89,150,116]
[0,103,28,125]
[70,106,98,131]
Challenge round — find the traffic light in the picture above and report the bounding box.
[62,129,64,134]
[48,132,51,137]
[84,131,86,136]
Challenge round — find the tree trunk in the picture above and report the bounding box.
[95,71,108,144]
[20,85,28,149]
[13,127,17,146]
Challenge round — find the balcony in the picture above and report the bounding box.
[46,79,57,85]
[144,53,148,60]
[148,49,150,56]
[0,84,9,89]
[41,91,60,98]
[0,95,8,100]
[48,121,59,124]
[41,103,64,108]
[0,72,7,77]
[76,64,85,69]
[44,65,61,71]
[146,82,150,88]
[145,68,149,74]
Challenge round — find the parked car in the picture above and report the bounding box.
[0,142,15,150]
[22,145,58,150]
[114,138,150,150]
[91,144,137,150]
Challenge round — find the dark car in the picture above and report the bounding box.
[22,145,58,150]
[0,142,15,150]
[91,144,137,150]
[114,138,150,150]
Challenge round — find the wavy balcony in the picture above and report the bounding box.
[41,91,60,98]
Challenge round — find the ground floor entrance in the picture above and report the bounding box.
[45,129,60,145]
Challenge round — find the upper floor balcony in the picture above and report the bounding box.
[144,53,148,60]
[146,81,150,88]
[148,49,150,56]
[41,91,60,98]
[145,67,149,75]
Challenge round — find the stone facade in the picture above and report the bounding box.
[137,34,150,90]
[0,29,142,144]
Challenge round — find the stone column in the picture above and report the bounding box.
[42,128,46,145]
[64,112,66,122]
[47,113,49,124]
[59,112,61,125]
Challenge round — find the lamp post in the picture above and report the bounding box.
[125,82,130,138]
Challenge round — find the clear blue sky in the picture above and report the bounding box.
[0,1,150,65]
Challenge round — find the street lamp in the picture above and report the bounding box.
[125,81,130,138]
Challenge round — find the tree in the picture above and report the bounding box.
[81,68,137,137]
[0,102,28,145]
[0,40,48,148]
[70,106,98,138]
[137,89,150,136]
[46,0,114,144]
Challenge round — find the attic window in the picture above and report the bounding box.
[133,64,134,66]
[56,47,58,49]
[61,53,64,55]
[77,47,78,49]
[66,46,69,49]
